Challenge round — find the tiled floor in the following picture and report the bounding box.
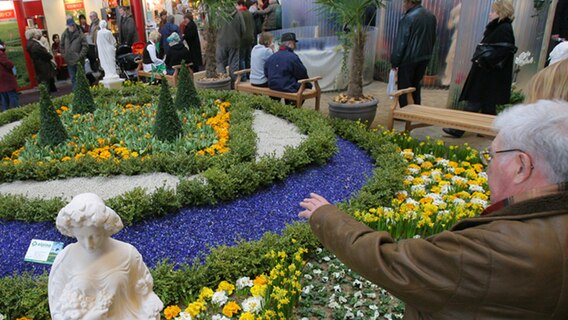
[302,81,493,151]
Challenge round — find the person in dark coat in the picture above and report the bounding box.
[444,0,515,138]
[183,12,202,72]
[0,40,19,111]
[118,6,139,47]
[264,32,311,94]
[238,0,255,81]
[159,15,180,56]
[26,29,57,92]
[164,32,191,75]
[390,0,437,107]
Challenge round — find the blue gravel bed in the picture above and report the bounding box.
[0,138,374,277]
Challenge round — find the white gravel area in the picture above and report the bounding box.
[0,111,307,200]
[0,120,21,137]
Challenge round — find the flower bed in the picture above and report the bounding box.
[0,89,489,319]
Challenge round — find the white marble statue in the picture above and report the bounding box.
[96,20,119,80]
[48,193,163,320]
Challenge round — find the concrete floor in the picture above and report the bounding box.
[301,81,493,151]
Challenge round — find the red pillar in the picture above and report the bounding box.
[130,0,145,43]
[13,0,37,89]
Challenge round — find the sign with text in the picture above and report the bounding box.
[63,0,86,22]
[0,9,15,20]
[24,239,64,265]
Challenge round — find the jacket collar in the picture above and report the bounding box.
[451,182,568,231]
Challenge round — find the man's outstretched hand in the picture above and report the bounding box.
[299,193,330,219]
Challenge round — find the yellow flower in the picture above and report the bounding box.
[251,284,267,297]
[61,156,71,162]
[222,301,241,318]
[185,300,205,317]
[239,312,256,320]
[254,274,268,286]
[163,305,181,320]
[199,287,214,300]
[217,280,235,295]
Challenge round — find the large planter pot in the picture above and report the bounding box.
[328,98,379,127]
[195,77,231,91]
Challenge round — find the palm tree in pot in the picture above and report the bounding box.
[315,0,385,126]
[196,0,235,89]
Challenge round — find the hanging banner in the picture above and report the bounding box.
[63,0,86,22]
[0,9,15,20]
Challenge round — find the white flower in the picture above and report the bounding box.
[322,276,329,282]
[407,166,420,174]
[400,150,414,158]
[410,184,426,193]
[322,256,331,262]
[211,291,228,306]
[328,301,341,309]
[368,304,379,310]
[312,268,322,275]
[452,198,466,205]
[353,290,363,299]
[304,274,313,280]
[451,176,468,184]
[0,314,5,320]
[316,248,323,254]
[515,51,534,67]
[332,271,345,279]
[302,284,314,294]
[413,234,422,239]
[176,312,193,320]
[440,184,451,194]
[366,292,377,298]
[415,156,424,164]
[211,315,230,320]
[436,159,450,167]
[468,184,485,192]
[356,310,365,318]
[236,277,253,289]
[338,295,348,304]
[242,296,263,314]
[344,310,355,319]
[333,284,342,292]
[478,172,488,179]
[470,197,488,207]
[352,279,363,288]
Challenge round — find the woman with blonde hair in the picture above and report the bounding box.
[142,30,165,73]
[444,0,516,138]
[525,59,568,103]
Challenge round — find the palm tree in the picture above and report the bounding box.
[315,0,384,100]
[201,0,236,79]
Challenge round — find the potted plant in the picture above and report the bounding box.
[315,0,385,126]
[194,0,235,90]
[423,40,440,87]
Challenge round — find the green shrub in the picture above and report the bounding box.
[174,61,201,110]
[71,64,96,114]
[155,78,183,142]
[38,84,68,146]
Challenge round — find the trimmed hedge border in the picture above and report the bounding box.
[0,91,406,319]
[0,89,336,225]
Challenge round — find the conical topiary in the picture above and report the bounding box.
[155,78,183,141]
[72,63,96,114]
[38,84,68,146]
[174,60,201,110]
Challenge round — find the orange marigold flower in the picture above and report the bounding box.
[222,301,241,318]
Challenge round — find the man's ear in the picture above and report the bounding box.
[512,152,534,184]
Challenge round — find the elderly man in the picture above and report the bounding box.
[390,0,436,107]
[61,18,88,88]
[299,99,568,318]
[264,32,311,95]
[87,11,101,73]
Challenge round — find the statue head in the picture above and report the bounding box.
[100,19,108,30]
[56,193,123,252]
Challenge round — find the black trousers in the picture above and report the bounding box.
[397,60,429,107]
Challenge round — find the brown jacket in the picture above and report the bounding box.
[309,187,568,319]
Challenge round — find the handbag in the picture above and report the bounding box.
[387,69,397,99]
[471,42,517,70]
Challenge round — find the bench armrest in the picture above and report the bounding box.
[390,87,416,111]
[297,76,322,94]
[234,68,251,87]
[234,68,251,76]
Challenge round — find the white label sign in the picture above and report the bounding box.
[24,239,64,265]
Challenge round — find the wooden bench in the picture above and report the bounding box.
[387,87,497,137]
[233,69,322,111]
[136,60,193,87]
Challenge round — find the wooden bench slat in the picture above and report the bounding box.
[388,88,497,137]
[234,69,321,111]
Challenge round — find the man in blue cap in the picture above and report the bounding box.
[264,32,311,98]
[61,17,88,88]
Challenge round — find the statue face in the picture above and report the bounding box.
[74,226,107,253]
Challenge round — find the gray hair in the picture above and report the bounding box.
[100,20,108,30]
[167,15,175,24]
[56,193,123,238]
[493,100,568,183]
[90,11,98,18]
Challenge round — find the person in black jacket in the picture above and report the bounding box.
[444,0,515,138]
[390,0,436,107]
[165,32,191,75]
[183,12,203,72]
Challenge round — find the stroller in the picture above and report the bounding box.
[116,44,141,80]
